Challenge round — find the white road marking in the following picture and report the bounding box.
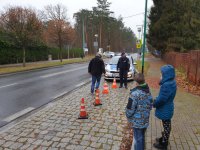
[3,107,35,122]
[40,66,88,78]
[75,82,86,87]
[0,83,18,89]
[53,92,68,99]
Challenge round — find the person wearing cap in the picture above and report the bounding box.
[88,52,105,94]
[117,52,130,88]
[126,73,153,150]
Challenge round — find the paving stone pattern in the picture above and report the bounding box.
[0,56,200,150]
[145,57,200,150]
[0,81,130,150]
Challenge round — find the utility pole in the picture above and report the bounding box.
[136,25,144,41]
[142,0,148,74]
[82,15,85,54]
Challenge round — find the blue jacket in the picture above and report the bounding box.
[153,65,177,120]
[126,83,153,129]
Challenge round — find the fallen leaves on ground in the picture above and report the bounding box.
[120,123,133,150]
[146,77,160,89]
[176,74,200,96]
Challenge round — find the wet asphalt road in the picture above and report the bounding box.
[0,62,90,127]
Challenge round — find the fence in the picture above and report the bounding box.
[163,50,200,86]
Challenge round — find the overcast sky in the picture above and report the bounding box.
[0,0,153,37]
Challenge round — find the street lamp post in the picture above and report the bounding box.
[137,27,142,54]
[82,15,85,53]
[94,34,98,54]
[142,0,148,74]
[137,27,141,39]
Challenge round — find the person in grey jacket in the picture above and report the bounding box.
[126,73,153,150]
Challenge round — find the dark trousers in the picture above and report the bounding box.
[119,69,128,87]
[162,120,171,143]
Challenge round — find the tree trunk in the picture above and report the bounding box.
[23,46,26,67]
[60,47,63,62]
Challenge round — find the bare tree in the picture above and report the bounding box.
[0,6,42,67]
[43,4,70,62]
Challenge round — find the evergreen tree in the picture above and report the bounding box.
[148,0,200,53]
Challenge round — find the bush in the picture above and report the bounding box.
[0,39,84,64]
[0,31,84,64]
[48,48,84,60]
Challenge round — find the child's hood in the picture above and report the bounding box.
[160,65,175,84]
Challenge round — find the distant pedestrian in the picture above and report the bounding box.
[126,73,153,150]
[153,65,177,149]
[88,52,105,94]
[117,52,130,89]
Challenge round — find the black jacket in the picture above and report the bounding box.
[117,56,130,71]
[88,56,105,76]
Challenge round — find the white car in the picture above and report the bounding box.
[103,51,115,58]
[104,56,137,81]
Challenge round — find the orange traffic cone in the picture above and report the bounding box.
[78,98,88,119]
[112,78,118,89]
[102,81,109,94]
[93,89,102,106]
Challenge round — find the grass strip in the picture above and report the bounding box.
[135,60,150,75]
[0,56,93,75]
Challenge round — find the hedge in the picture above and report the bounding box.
[0,44,84,64]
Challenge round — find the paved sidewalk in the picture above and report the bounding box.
[0,56,199,150]
[145,57,200,150]
[0,81,129,150]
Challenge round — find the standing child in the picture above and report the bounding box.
[126,73,153,150]
[153,65,177,149]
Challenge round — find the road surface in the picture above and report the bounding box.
[0,62,90,127]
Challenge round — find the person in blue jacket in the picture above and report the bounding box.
[126,73,153,150]
[153,65,177,149]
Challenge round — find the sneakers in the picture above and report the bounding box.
[119,86,123,88]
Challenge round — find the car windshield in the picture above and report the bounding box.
[109,56,132,65]
[109,57,120,64]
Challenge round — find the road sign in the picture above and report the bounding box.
[136,40,142,49]
[136,43,141,49]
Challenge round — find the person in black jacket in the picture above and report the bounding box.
[117,52,130,89]
[88,52,105,94]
